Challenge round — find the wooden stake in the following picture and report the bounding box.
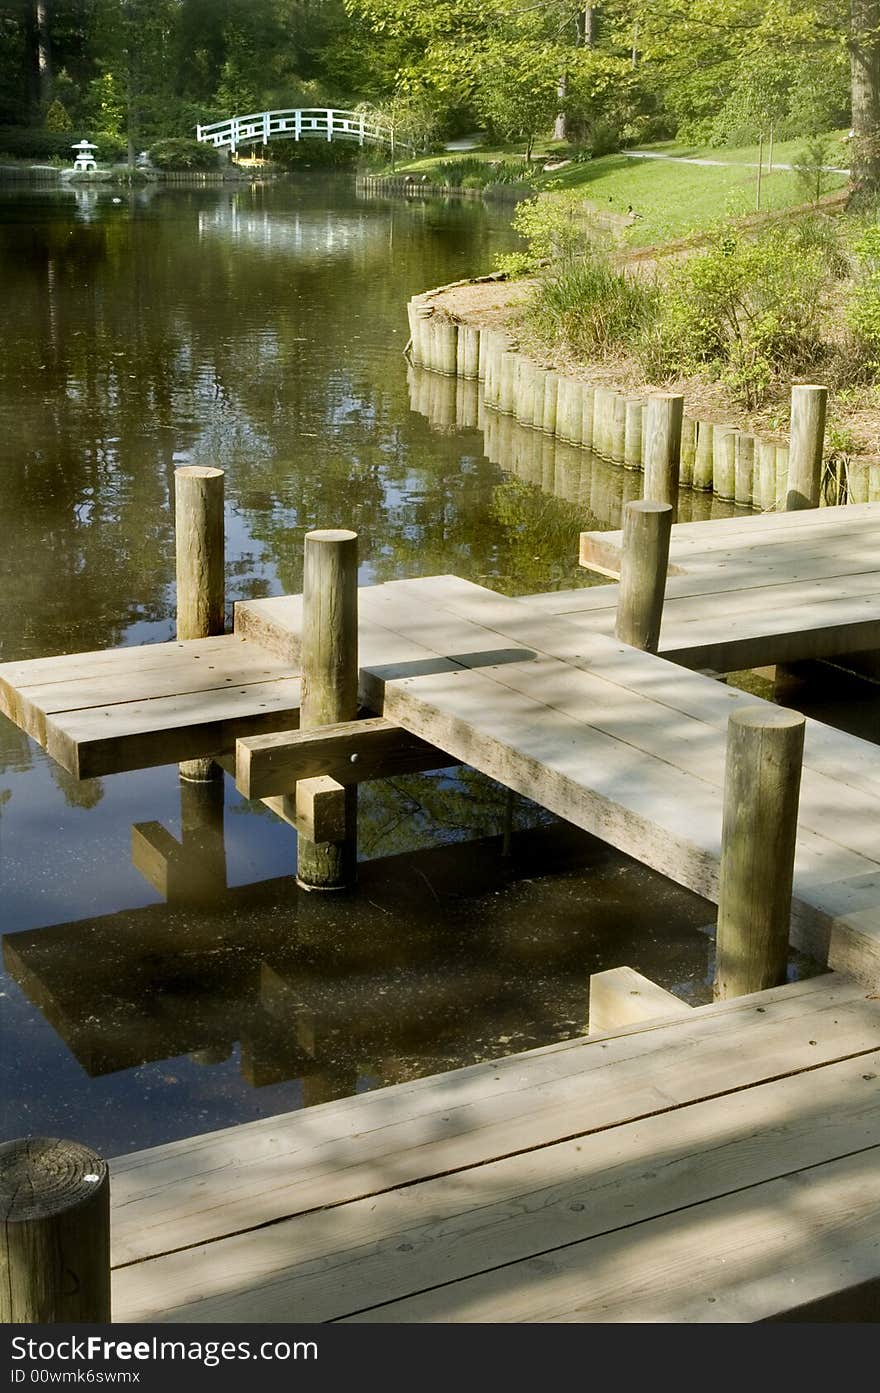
[0,1137,110,1323]
[643,393,684,519]
[297,528,359,890]
[787,384,828,510]
[614,500,673,652]
[175,465,225,781]
[714,707,805,999]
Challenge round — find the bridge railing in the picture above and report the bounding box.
[196,108,408,153]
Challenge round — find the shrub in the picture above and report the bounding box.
[792,136,836,205]
[0,126,72,160]
[498,192,598,275]
[846,225,880,372]
[44,99,72,133]
[640,229,827,407]
[148,137,221,171]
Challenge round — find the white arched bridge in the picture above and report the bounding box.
[196,108,408,156]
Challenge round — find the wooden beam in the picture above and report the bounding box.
[294,776,348,844]
[236,716,455,799]
[588,966,693,1035]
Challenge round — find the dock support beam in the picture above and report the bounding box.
[0,1137,110,1323]
[615,500,672,653]
[643,393,684,521]
[714,707,805,1000]
[786,385,827,510]
[297,529,359,891]
[175,465,225,782]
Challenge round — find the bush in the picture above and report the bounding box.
[44,99,72,133]
[0,126,72,160]
[498,192,598,276]
[792,136,836,205]
[641,229,827,407]
[846,225,880,372]
[148,137,221,171]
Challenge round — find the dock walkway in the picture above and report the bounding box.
[237,574,880,982]
[571,502,880,671]
[109,972,880,1322]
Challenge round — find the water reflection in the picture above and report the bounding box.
[407,363,748,531]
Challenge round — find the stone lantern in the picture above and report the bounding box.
[71,140,98,173]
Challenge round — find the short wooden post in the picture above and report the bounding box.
[541,372,559,434]
[679,416,697,488]
[734,431,755,507]
[609,393,627,462]
[787,384,827,510]
[713,425,737,502]
[614,500,673,652]
[297,528,359,891]
[176,465,225,782]
[624,399,644,469]
[499,351,517,414]
[643,393,684,519]
[714,707,805,1000]
[0,1137,110,1323]
[581,385,595,450]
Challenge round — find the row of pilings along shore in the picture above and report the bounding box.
[407,289,880,510]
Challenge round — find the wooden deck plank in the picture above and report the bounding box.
[344,1145,880,1324]
[107,975,870,1269]
[112,1050,880,1323]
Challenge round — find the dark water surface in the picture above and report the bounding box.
[0,177,726,1156]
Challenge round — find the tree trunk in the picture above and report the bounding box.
[554,71,568,142]
[850,0,880,190]
[35,1,52,105]
[584,5,596,49]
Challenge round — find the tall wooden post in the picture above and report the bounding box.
[643,393,684,520]
[787,385,827,510]
[297,529,359,891]
[0,1137,110,1323]
[175,466,225,782]
[714,707,805,999]
[615,500,673,653]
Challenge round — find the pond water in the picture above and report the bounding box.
[0,176,749,1156]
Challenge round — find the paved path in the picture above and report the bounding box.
[623,149,850,175]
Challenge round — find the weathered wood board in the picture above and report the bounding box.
[109,974,880,1323]
[0,634,302,777]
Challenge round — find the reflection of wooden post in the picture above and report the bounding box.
[175,466,225,782]
[615,501,672,653]
[0,1137,110,1323]
[714,708,805,999]
[297,530,359,891]
[787,385,827,510]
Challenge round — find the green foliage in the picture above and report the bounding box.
[0,126,72,160]
[528,256,658,359]
[148,138,221,172]
[86,72,125,142]
[792,136,837,204]
[642,229,827,407]
[44,100,72,134]
[501,193,598,274]
[846,225,880,371]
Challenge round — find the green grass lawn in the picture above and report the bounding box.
[387,131,851,249]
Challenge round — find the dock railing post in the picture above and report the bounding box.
[714,707,805,999]
[786,384,827,510]
[175,465,225,782]
[1,1137,111,1323]
[614,500,673,653]
[297,528,359,891]
[643,393,684,521]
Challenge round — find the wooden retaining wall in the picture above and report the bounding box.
[407,291,879,510]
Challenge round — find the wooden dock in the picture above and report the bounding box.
[107,971,880,1322]
[573,502,880,671]
[236,573,880,982]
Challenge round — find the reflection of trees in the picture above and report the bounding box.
[0,178,583,686]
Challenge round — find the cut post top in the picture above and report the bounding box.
[728,706,806,734]
[627,499,673,517]
[305,528,358,545]
[0,1137,107,1221]
[175,465,224,480]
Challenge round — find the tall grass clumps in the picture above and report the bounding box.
[530,258,657,359]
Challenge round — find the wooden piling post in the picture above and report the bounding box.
[0,1137,110,1323]
[713,426,737,502]
[679,416,696,488]
[609,393,627,463]
[624,399,644,469]
[756,437,778,512]
[531,368,547,430]
[643,393,684,518]
[614,500,673,653]
[456,323,480,380]
[176,465,225,782]
[499,351,517,414]
[581,385,595,451]
[433,317,458,376]
[714,707,805,1000]
[693,420,714,491]
[515,358,536,425]
[734,432,755,507]
[297,529,359,891]
[556,377,584,444]
[541,372,559,435]
[787,384,827,510]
